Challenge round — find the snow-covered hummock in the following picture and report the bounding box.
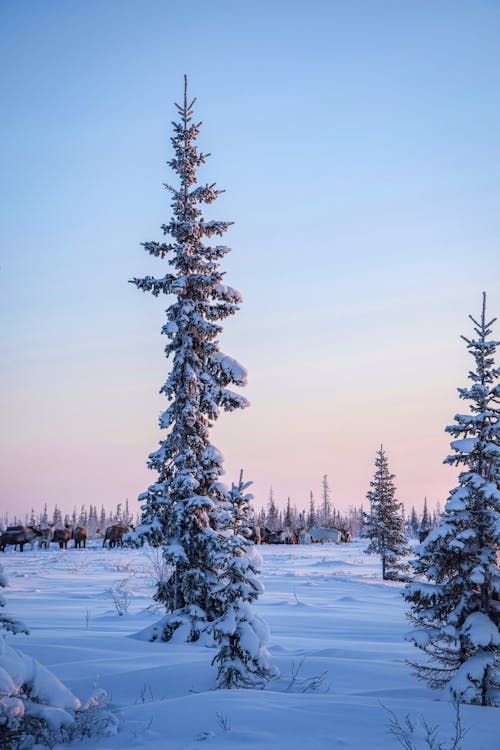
[0,636,80,733]
[362,446,411,581]
[405,293,500,706]
[130,77,251,643]
[0,562,117,747]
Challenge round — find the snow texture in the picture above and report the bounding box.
[0,542,498,749]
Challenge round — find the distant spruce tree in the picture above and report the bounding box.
[266,488,279,531]
[211,472,276,688]
[40,503,49,526]
[52,505,63,528]
[284,497,293,529]
[420,497,431,538]
[363,446,410,580]
[307,491,317,529]
[405,294,500,705]
[321,474,332,526]
[409,506,419,538]
[132,77,250,642]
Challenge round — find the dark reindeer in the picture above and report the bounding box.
[246,524,261,545]
[53,526,72,549]
[0,526,42,552]
[338,528,352,543]
[72,526,87,549]
[102,523,133,549]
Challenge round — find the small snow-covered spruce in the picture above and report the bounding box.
[131,77,249,642]
[0,565,28,638]
[0,564,117,749]
[211,472,277,688]
[405,293,500,706]
[362,446,411,581]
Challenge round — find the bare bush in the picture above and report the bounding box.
[107,575,136,616]
[285,658,329,694]
[383,701,468,750]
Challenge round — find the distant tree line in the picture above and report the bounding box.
[255,474,442,539]
[256,478,363,536]
[1,487,442,542]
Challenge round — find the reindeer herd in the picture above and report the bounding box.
[0,521,352,553]
[0,522,134,552]
[255,525,352,545]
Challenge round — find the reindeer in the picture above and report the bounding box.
[72,526,87,549]
[102,523,133,549]
[37,526,55,549]
[53,526,72,549]
[337,527,352,543]
[260,527,285,544]
[246,524,261,544]
[0,526,42,552]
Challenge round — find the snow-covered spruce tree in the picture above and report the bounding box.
[420,496,431,539]
[266,488,279,531]
[131,77,250,642]
[321,474,332,526]
[211,472,276,688]
[0,565,116,748]
[307,491,317,529]
[405,294,500,706]
[409,507,419,539]
[362,446,411,581]
[284,497,293,529]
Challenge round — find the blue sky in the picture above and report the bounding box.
[1,0,499,518]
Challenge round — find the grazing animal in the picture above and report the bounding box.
[260,527,285,544]
[72,526,87,549]
[246,524,261,545]
[37,526,55,549]
[103,524,132,549]
[310,527,342,544]
[338,528,352,544]
[0,526,42,552]
[279,528,298,544]
[53,526,72,550]
[298,528,313,544]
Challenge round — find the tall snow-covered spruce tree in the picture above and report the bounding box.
[131,78,262,648]
[362,446,410,581]
[405,294,500,706]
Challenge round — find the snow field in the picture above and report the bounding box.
[1,540,498,749]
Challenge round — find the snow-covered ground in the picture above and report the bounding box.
[1,540,498,749]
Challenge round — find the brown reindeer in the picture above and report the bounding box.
[246,524,261,545]
[0,526,42,552]
[72,526,87,549]
[53,526,72,550]
[102,523,132,549]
